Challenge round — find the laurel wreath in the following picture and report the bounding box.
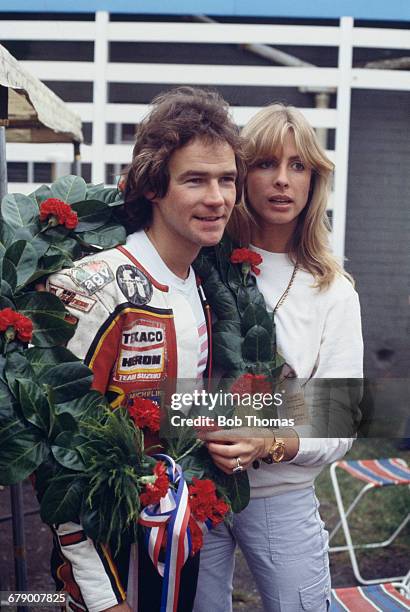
[0,176,249,553]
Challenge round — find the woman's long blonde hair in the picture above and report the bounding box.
[229,103,351,289]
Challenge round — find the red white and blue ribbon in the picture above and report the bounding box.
[139,454,211,612]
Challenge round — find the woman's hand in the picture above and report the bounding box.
[201,428,274,474]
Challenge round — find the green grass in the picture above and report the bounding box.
[316,439,410,581]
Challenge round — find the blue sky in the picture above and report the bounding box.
[0,0,409,21]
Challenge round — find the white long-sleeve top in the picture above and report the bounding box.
[248,247,364,498]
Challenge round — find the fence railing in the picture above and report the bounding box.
[1,13,409,258]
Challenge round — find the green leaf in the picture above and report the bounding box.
[242,325,272,362]
[164,416,198,456]
[28,254,71,285]
[1,193,39,230]
[213,319,241,336]
[31,454,59,500]
[26,346,80,377]
[29,234,54,259]
[226,259,243,292]
[86,184,124,206]
[51,445,84,471]
[216,235,236,285]
[273,353,286,371]
[0,354,7,381]
[0,294,14,310]
[241,303,273,336]
[4,352,35,397]
[194,253,238,321]
[30,184,52,206]
[4,240,39,289]
[213,330,244,371]
[0,279,14,300]
[0,221,15,252]
[40,474,84,524]
[1,257,17,291]
[211,289,239,321]
[0,419,49,485]
[14,222,42,242]
[51,175,87,204]
[219,469,250,514]
[70,200,111,232]
[57,389,107,420]
[40,254,70,271]
[18,378,50,433]
[0,378,18,420]
[101,187,124,206]
[178,454,205,482]
[236,285,252,317]
[85,183,105,199]
[80,463,139,550]
[46,236,82,262]
[80,503,106,543]
[79,222,126,248]
[34,317,75,351]
[52,431,86,471]
[51,410,79,437]
[40,225,70,242]
[15,292,76,347]
[38,362,93,403]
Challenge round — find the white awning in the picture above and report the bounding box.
[0,44,83,144]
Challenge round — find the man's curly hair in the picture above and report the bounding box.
[122,86,245,231]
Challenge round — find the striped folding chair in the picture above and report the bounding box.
[330,576,410,611]
[329,458,410,585]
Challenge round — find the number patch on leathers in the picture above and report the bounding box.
[70,260,114,295]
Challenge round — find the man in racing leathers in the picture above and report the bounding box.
[45,87,245,612]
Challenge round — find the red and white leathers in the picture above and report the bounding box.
[45,244,211,612]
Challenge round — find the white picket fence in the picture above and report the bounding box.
[1,13,409,258]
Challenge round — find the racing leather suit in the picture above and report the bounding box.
[45,244,211,612]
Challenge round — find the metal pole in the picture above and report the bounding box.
[73,140,81,177]
[2,97,29,611]
[0,125,8,201]
[10,484,29,612]
[0,85,11,603]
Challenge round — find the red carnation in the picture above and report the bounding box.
[188,477,229,554]
[188,517,204,555]
[190,477,216,498]
[188,478,229,524]
[0,308,33,343]
[39,198,78,230]
[230,248,263,276]
[209,498,230,526]
[230,373,271,396]
[140,461,169,506]
[128,397,161,432]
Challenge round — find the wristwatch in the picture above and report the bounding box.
[262,437,286,464]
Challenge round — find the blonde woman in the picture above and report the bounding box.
[194,104,363,612]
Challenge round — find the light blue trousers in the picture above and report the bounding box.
[193,486,331,612]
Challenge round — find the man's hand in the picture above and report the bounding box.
[102,602,132,612]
